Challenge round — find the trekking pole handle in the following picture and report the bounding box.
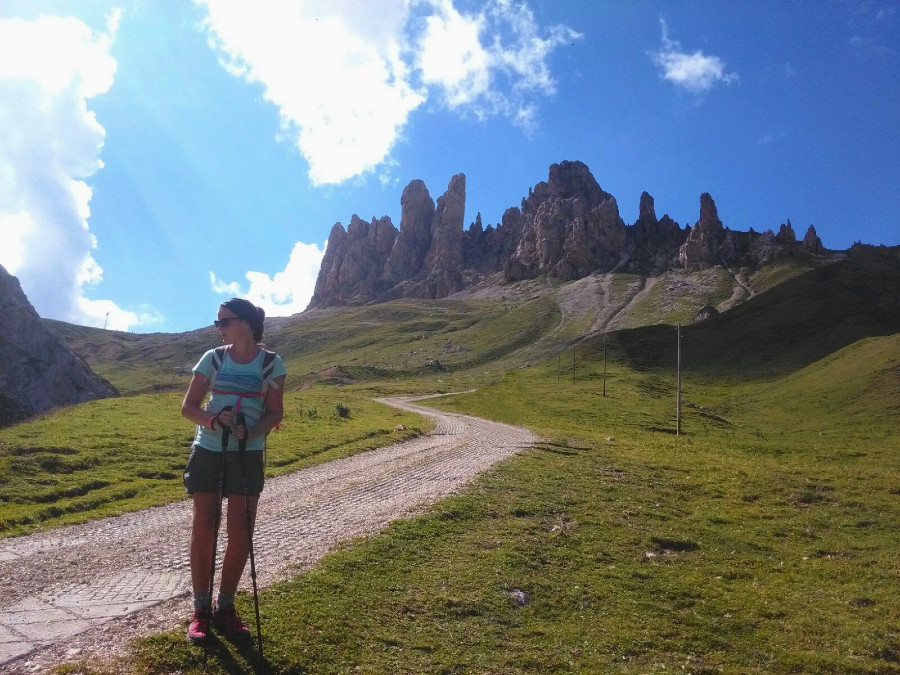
[219,405,233,452]
[216,405,234,431]
[235,411,248,452]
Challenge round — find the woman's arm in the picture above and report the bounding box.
[245,375,286,440]
[181,372,232,430]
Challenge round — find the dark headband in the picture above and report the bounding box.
[219,298,265,341]
[220,298,258,323]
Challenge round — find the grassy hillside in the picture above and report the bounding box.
[4,249,898,673]
[0,392,429,536]
[45,253,897,398]
[606,255,900,378]
[8,252,895,538]
[120,333,899,674]
[46,296,562,397]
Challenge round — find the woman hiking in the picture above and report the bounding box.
[180,298,286,643]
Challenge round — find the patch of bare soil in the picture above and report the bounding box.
[297,365,356,389]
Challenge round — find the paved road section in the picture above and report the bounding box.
[0,397,537,671]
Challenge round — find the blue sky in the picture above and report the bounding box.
[1,1,897,333]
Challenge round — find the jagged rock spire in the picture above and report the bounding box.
[308,161,832,309]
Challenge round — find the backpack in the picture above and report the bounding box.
[208,346,278,413]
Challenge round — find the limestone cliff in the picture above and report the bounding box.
[502,161,627,281]
[308,215,398,307]
[0,264,118,427]
[309,160,831,309]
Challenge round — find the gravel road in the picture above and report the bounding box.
[0,396,537,673]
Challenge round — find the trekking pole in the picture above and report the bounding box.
[236,411,264,658]
[207,406,233,638]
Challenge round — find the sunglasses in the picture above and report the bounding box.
[214,317,242,329]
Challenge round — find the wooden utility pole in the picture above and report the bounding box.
[603,331,608,397]
[676,323,682,436]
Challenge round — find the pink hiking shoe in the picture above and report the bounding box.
[186,609,209,643]
[213,603,251,638]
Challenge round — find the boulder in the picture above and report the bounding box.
[695,304,720,321]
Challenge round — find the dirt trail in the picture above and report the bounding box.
[0,396,537,673]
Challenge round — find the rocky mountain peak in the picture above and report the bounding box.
[503,161,626,281]
[698,192,722,229]
[627,191,685,274]
[803,224,825,254]
[0,264,117,427]
[677,193,725,269]
[638,191,658,226]
[778,220,797,244]
[309,160,832,308]
[525,160,608,211]
[422,173,465,297]
[382,180,434,284]
[308,174,468,308]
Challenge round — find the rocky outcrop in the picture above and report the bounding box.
[309,175,467,307]
[309,160,832,309]
[747,230,782,266]
[626,192,686,274]
[382,180,434,284]
[0,264,117,427]
[422,173,465,297]
[503,161,627,281]
[802,224,825,254]
[308,216,398,307]
[777,220,797,244]
[677,193,725,269]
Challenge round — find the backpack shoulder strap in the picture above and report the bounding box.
[261,350,277,380]
[209,346,228,390]
[260,350,279,395]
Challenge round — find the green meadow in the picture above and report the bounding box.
[2,253,898,673]
[0,393,429,537]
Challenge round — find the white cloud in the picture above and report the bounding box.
[75,297,163,332]
[195,0,425,186]
[651,18,738,93]
[196,0,579,183]
[210,240,326,317]
[416,0,490,107]
[0,11,151,332]
[415,0,580,132]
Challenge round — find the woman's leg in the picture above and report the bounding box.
[218,494,259,596]
[190,492,220,595]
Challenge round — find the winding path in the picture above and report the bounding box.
[0,396,537,673]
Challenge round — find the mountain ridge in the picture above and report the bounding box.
[309,160,829,309]
[37,248,900,401]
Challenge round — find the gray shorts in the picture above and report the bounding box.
[183,445,265,496]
